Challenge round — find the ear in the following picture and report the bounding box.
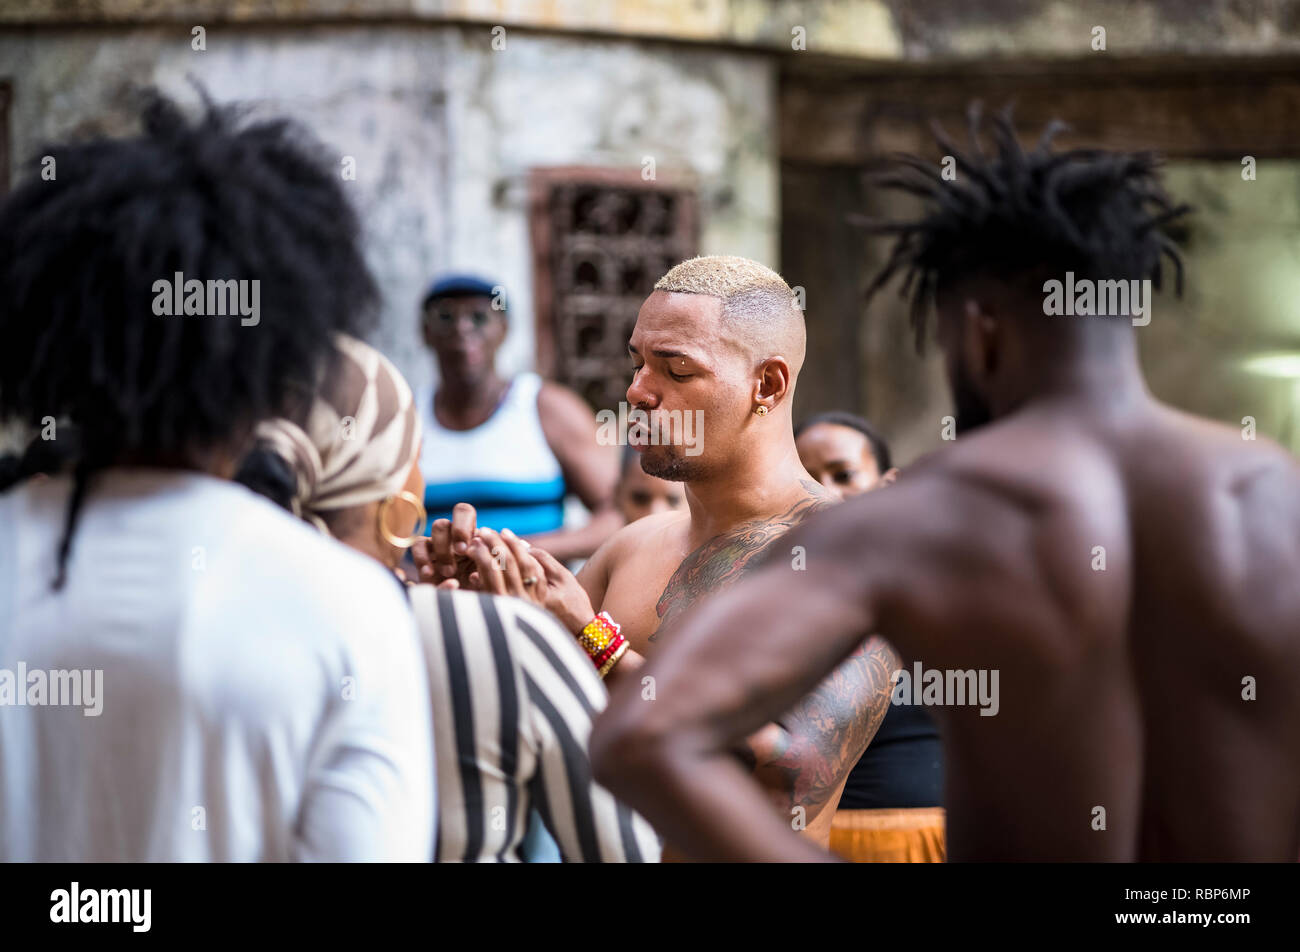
[962,298,1001,380]
[752,356,792,413]
[487,312,509,347]
[879,467,899,487]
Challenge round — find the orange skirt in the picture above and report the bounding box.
[829,807,947,863]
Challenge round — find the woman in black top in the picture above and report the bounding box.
[795,412,946,861]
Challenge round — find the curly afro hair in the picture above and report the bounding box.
[0,88,380,586]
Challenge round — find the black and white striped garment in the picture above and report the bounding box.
[409,586,661,863]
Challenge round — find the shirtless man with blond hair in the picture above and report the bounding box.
[418,255,898,850]
[590,113,1300,862]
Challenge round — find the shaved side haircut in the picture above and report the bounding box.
[655,255,806,371]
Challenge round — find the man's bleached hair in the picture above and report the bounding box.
[655,255,791,300]
[654,255,805,366]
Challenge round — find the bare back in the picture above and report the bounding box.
[840,401,1300,860]
[1123,407,1300,859]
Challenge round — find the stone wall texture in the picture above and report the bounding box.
[0,22,777,395]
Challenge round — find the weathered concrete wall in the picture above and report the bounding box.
[1143,160,1300,454]
[0,22,776,395]
[5,0,1300,61]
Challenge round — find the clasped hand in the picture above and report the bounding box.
[411,502,594,633]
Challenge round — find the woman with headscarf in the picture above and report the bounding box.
[238,336,660,863]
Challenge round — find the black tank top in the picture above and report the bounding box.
[837,701,944,810]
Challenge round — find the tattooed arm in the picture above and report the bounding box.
[647,486,896,828]
[742,637,899,827]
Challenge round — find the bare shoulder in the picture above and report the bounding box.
[864,419,1116,534]
[577,508,690,588]
[1144,405,1300,508]
[1155,409,1300,556]
[795,424,1121,652]
[604,509,691,563]
[536,379,594,426]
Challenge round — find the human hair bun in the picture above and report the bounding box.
[234,444,298,514]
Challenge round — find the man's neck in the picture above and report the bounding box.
[435,370,507,425]
[682,435,819,542]
[1002,327,1152,420]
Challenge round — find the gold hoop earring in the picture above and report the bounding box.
[754,405,768,416]
[377,490,427,549]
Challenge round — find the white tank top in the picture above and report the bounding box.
[417,373,567,535]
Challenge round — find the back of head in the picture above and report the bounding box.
[0,88,378,469]
[654,255,806,373]
[245,335,421,538]
[865,105,1189,350]
[0,90,379,585]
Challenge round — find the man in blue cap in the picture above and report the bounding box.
[416,274,622,562]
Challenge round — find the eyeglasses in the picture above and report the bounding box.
[422,305,496,336]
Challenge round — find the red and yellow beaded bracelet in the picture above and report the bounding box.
[578,611,629,679]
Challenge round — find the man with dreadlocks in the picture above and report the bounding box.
[0,92,435,860]
[591,108,1300,862]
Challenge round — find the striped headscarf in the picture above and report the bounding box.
[256,335,420,534]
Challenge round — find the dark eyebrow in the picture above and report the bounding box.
[627,343,695,361]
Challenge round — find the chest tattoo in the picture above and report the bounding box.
[650,484,831,642]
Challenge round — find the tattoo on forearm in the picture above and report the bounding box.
[752,636,900,816]
[650,483,832,641]
[645,479,885,824]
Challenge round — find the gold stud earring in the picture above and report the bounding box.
[754,405,768,416]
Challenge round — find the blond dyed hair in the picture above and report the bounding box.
[654,255,805,367]
[655,255,792,299]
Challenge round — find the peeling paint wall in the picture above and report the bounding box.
[0,22,776,396]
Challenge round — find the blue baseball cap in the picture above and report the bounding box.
[421,273,503,309]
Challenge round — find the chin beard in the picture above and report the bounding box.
[950,367,994,435]
[639,446,701,483]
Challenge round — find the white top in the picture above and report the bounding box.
[417,372,563,486]
[0,469,435,862]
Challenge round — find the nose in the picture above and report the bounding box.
[626,367,658,410]
[451,313,480,339]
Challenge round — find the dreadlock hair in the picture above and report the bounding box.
[863,104,1190,352]
[0,88,379,588]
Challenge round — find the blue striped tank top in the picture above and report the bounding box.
[417,372,567,536]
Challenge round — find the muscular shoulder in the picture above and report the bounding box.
[804,430,1118,644]
[1142,407,1300,565]
[886,424,1114,547]
[577,508,688,594]
[1159,406,1300,493]
[602,509,689,563]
